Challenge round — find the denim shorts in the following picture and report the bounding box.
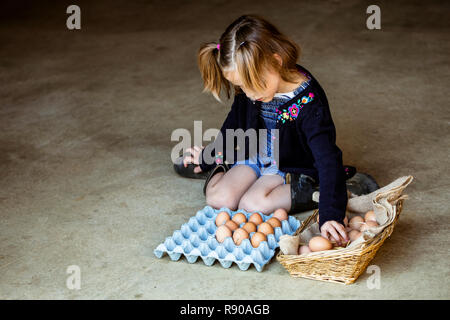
[230,156,287,184]
[229,104,287,184]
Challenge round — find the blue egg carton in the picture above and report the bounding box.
[154,205,300,272]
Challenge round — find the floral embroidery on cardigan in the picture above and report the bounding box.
[275,92,314,123]
[215,151,223,164]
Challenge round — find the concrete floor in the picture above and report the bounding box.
[0,0,449,299]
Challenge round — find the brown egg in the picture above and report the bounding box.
[273,208,288,221]
[215,211,230,226]
[360,220,379,232]
[224,220,238,232]
[298,245,311,255]
[232,213,247,226]
[308,236,333,252]
[232,228,249,246]
[257,222,274,236]
[248,213,263,225]
[348,229,362,241]
[349,216,365,231]
[215,225,232,243]
[266,217,281,228]
[250,232,267,248]
[242,222,257,234]
[364,210,377,222]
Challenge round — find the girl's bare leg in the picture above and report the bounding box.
[238,175,291,214]
[205,165,258,211]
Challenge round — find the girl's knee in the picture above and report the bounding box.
[206,185,240,211]
[238,193,271,215]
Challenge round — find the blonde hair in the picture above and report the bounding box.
[197,14,301,103]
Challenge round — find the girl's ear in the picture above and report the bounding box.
[273,53,283,67]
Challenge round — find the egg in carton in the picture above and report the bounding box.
[154,205,300,272]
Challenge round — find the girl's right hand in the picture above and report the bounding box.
[320,220,348,246]
[183,146,205,173]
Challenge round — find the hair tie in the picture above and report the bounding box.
[216,43,220,50]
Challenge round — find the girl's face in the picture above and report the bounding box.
[223,63,281,103]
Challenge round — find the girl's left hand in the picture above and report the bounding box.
[320,220,348,246]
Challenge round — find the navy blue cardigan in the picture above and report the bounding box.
[199,64,348,229]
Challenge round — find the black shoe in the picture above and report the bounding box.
[287,173,320,214]
[345,172,380,196]
[173,155,210,180]
[287,165,358,214]
[203,163,230,196]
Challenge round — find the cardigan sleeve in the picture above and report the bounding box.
[198,94,241,172]
[298,102,348,230]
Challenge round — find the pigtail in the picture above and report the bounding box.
[197,42,232,103]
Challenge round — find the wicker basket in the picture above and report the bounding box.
[276,199,404,285]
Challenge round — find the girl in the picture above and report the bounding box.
[179,14,378,245]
